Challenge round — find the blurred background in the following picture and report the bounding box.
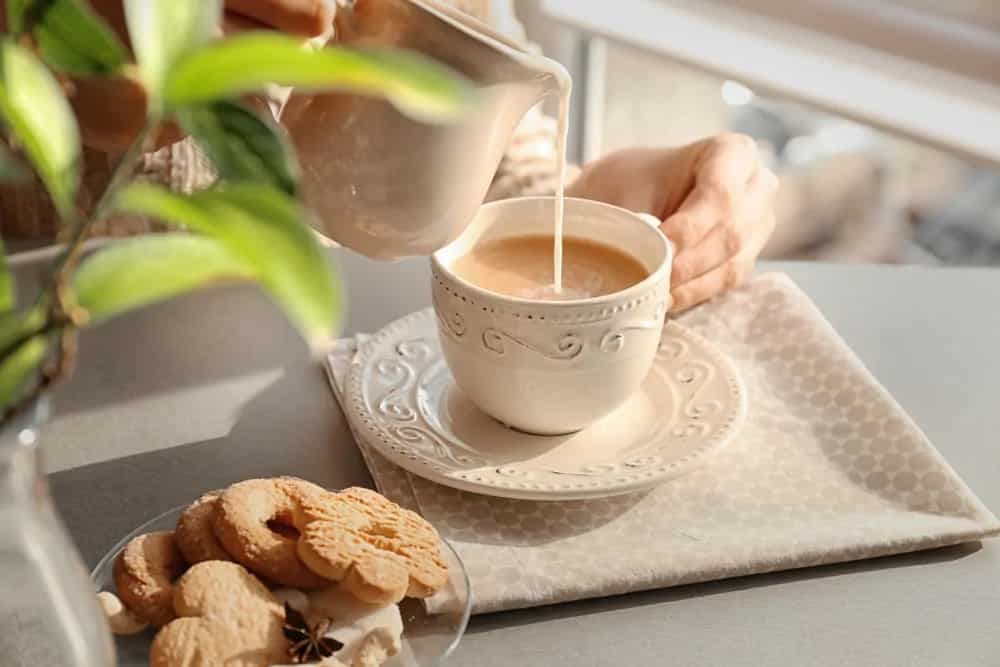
[518,0,1000,266]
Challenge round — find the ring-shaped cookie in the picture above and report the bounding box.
[212,478,329,589]
[175,490,233,564]
[113,531,186,627]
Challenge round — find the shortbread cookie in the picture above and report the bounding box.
[212,478,330,588]
[297,487,449,604]
[339,487,447,598]
[175,491,233,564]
[151,561,287,667]
[113,531,186,627]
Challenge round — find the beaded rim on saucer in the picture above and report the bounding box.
[344,308,747,501]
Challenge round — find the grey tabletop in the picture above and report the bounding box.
[19,246,1000,667]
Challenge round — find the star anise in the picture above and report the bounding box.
[282,601,344,664]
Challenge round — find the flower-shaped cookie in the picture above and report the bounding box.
[296,486,449,605]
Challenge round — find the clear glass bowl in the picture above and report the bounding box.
[92,504,471,666]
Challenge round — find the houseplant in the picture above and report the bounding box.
[0,1,469,663]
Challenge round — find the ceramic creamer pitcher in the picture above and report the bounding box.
[282,0,567,260]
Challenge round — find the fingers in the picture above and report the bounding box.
[225,0,334,37]
[663,133,778,311]
[659,134,759,251]
[670,213,751,288]
[671,256,749,314]
[670,211,775,313]
[658,187,720,251]
[222,11,272,34]
[696,133,759,190]
[670,165,778,287]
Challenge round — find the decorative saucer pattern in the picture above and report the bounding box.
[344,309,747,500]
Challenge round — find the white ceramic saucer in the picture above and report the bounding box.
[344,309,747,501]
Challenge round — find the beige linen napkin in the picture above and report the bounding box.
[326,273,999,615]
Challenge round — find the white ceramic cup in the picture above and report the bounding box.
[431,196,673,435]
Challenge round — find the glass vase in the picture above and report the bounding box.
[0,397,115,666]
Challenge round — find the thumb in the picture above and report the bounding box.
[225,0,335,38]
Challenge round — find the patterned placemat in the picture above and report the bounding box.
[326,273,999,615]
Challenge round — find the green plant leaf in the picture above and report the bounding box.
[0,266,10,313]
[165,33,472,123]
[73,233,255,326]
[0,235,12,311]
[0,334,47,410]
[7,0,128,76]
[0,39,79,220]
[0,313,19,352]
[115,182,342,346]
[176,101,299,195]
[124,0,222,102]
[0,305,44,353]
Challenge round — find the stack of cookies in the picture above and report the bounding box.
[99,477,450,667]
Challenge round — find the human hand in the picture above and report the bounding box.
[567,134,778,312]
[27,0,336,154]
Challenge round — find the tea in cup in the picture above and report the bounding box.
[431,196,673,434]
